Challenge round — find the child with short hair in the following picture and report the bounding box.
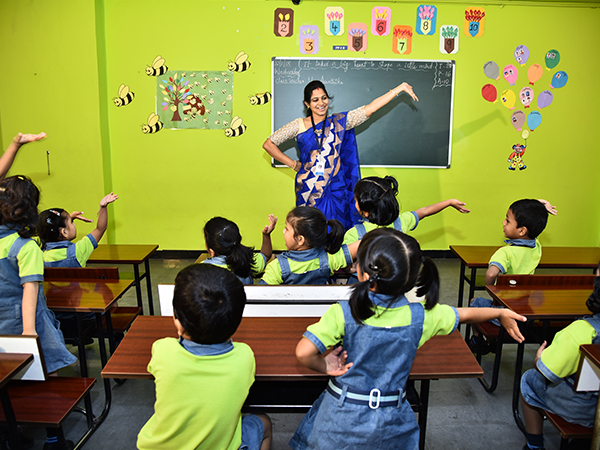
[204,215,277,284]
[137,264,271,450]
[520,262,600,450]
[260,206,359,285]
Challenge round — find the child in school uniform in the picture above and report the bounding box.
[520,262,600,450]
[203,214,277,284]
[260,206,359,285]
[37,192,119,267]
[137,264,272,450]
[469,198,557,352]
[290,228,526,450]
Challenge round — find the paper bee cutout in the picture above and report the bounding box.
[224,116,246,137]
[228,51,251,73]
[113,84,134,107]
[142,113,163,134]
[249,92,272,105]
[146,55,168,77]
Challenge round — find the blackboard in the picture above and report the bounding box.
[270,57,455,168]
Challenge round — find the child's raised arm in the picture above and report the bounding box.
[458,307,526,342]
[90,193,119,244]
[414,199,470,220]
[260,214,278,260]
[538,199,557,216]
[296,337,353,376]
[0,132,46,181]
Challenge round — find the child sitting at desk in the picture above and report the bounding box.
[469,198,556,352]
[137,264,272,450]
[520,261,600,450]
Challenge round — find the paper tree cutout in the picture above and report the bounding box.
[371,7,391,36]
[464,8,485,37]
[274,8,294,37]
[440,25,459,54]
[393,26,413,55]
[325,7,344,36]
[300,26,319,54]
[349,23,368,52]
[416,5,437,35]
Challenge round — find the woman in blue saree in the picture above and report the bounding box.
[263,80,419,230]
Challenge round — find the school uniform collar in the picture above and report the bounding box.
[179,337,234,356]
[205,255,227,265]
[283,247,324,261]
[0,225,19,239]
[504,238,537,248]
[368,291,410,308]
[44,240,74,250]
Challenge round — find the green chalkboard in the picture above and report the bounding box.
[270,57,455,168]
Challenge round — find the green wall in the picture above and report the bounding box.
[1,0,598,251]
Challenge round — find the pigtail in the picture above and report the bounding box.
[226,243,254,278]
[324,219,344,254]
[415,256,440,310]
[205,217,254,278]
[349,279,376,323]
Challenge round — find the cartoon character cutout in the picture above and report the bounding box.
[519,87,534,108]
[371,7,391,36]
[325,7,344,36]
[393,26,413,55]
[348,23,367,52]
[503,65,518,85]
[299,26,319,55]
[274,8,294,37]
[508,144,526,171]
[146,55,168,77]
[416,5,437,35]
[113,84,134,107]
[514,45,529,66]
[464,8,485,37]
[440,25,459,54]
[228,51,251,72]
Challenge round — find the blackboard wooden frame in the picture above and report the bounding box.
[270,57,455,169]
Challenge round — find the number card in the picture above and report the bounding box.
[274,8,294,37]
[299,25,319,55]
[371,7,391,36]
[439,25,459,54]
[416,5,437,35]
[348,23,368,52]
[393,25,413,55]
[464,7,485,37]
[325,7,344,36]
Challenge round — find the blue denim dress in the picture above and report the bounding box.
[520,315,600,428]
[290,296,423,450]
[277,247,330,285]
[203,255,254,285]
[0,228,76,373]
[43,240,80,267]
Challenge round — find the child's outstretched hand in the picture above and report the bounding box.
[100,192,119,207]
[262,214,278,235]
[70,211,93,223]
[13,132,46,146]
[538,199,557,216]
[449,199,470,214]
[324,346,353,376]
[499,310,527,343]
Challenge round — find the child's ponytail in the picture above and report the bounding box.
[324,219,344,254]
[416,256,440,310]
[349,278,375,322]
[287,207,345,254]
[38,209,68,250]
[204,217,254,278]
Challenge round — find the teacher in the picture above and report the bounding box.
[263,80,419,230]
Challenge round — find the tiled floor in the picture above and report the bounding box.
[22,257,590,449]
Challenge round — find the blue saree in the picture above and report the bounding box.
[295,112,362,230]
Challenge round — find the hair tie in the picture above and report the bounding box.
[49,210,61,216]
[369,273,380,285]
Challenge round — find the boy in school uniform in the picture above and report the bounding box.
[469,198,556,352]
[137,264,272,450]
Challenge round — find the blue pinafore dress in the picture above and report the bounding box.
[43,241,80,267]
[0,227,76,373]
[290,297,424,450]
[203,255,254,285]
[277,247,330,285]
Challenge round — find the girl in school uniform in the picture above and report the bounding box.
[37,193,118,267]
[260,206,359,285]
[290,228,526,450]
[0,175,76,373]
[520,262,600,450]
[203,215,277,284]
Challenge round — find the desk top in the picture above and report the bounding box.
[102,316,482,380]
[44,280,134,313]
[450,245,600,268]
[88,244,159,264]
[580,344,600,369]
[486,285,591,319]
[0,353,33,390]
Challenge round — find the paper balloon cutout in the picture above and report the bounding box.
[514,45,529,66]
[511,110,525,131]
[483,61,500,81]
[501,89,516,110]
[503,64,518,86]
[519,87,534,108]
[482,84,497,103]
[537,90,553,109]
[545,49,560,71]
[527,64,543,86]
[527,111,542,131]
[521,129,530,140]
[550,71,568,89]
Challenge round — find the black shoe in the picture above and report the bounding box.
[43,440,74,450]
[468,335,490,356]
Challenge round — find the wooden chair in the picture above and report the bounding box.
[470,274,596,393]
[0,335,96,450]
[544,410,592,450]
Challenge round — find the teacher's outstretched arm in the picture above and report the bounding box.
[263,137,300,172]
[364,82,419,118]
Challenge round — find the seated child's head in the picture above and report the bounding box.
[284,206,344,254]
[0,175,40,239]
[586,261,600,315]
[38,209,76,246]
[172,264,246,344]
[353,176,399,226]
[204,216,253,278]
[350,228,440,322]
[504,199,549,240]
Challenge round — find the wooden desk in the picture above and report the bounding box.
[486,283,592,433]
[577,344,600,449]
[0,353,33,450]
[88,244,158,315]
[103,316,482,449]
[450,245,600,309]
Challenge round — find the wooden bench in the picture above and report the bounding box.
[545,410,592,450]
[470,274,596,393]
[0,335,97,450]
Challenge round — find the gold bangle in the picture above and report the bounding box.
[390,89,398,97]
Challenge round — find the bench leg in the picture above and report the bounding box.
[477,331,504,393]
